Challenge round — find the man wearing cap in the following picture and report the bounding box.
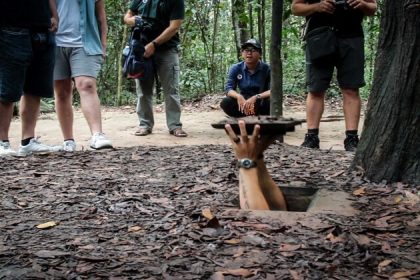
[220,39,271,117]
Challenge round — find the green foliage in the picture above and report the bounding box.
[97,0,381,105]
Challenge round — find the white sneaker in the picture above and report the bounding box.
[18,137,60,156]
[63,140,77,152]
[0,141,17,156]
[90,133,113,150]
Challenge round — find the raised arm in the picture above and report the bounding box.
[225,120,287,210]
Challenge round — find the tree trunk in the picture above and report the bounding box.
[353,0,420,184]
[248,0,254,38]
[257,0,266,61]
[232,0,249,59]
[270,0,284,117]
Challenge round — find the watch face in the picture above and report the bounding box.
[238,158,256,169]
[242,159,252,168]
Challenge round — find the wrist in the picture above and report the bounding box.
[152,40,159,48]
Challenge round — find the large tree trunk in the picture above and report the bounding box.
[270,0,284,117]
[353,0,420,184]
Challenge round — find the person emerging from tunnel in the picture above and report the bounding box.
[220,39,271,117]
[225,120,287,210]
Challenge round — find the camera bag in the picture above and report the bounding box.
[304,26,337,62]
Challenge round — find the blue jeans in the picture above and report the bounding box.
[0,27,55,103]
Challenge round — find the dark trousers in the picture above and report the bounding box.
[220,96,270,117]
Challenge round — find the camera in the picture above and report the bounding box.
[335,0,349,9]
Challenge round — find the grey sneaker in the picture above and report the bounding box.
[0,141,17,156]
[63,140,77,152]
[90,133,113,150]
[18,137,60,156]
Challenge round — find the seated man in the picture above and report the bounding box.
[225,120,287,210]
[221,39,271,117]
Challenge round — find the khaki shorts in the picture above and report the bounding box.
[306,36,365,92]
[54,47,103,80]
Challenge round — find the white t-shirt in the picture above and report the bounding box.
[55,0,83,47]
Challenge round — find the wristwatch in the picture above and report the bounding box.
[152,40,159,48]
[237,158,257,169]
[256,94,262,99]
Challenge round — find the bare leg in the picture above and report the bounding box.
[342,88,361,131]
[20,94,41,140]
[306,91,326,129]
[0,101,14,140]
[54,79,74,140]
[74,76,102,135]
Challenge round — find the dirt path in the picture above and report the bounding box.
[8,105,363,151]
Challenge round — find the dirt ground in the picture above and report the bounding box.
[2,99,419,279]
[8,100,362,151]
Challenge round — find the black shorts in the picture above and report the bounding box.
[0,27,55,103]
[306,36,365,93]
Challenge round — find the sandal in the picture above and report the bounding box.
[135,127,152,136]
[170,128,188,137]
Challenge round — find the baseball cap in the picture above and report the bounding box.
[241,39,262,51]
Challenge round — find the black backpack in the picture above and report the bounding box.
[122,27,152,79]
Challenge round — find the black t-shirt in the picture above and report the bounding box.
[129,0,184,49]
[0,0,51,30]
[306,0,364,38]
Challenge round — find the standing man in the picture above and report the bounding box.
[0,0,60,157]
[124,0,188,137]
[291,0,377,151]
[54,0,113,152]
[221,39,271,117]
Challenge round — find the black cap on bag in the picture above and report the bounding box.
[240,39,262,52]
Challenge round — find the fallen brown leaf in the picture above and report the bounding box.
[353,187,366,196]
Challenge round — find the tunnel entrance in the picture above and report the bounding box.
[280,186,318,212]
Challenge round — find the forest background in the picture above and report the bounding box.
[98,0,383,106]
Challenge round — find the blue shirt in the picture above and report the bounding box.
[224,61,270,99]
[80,0,103,55]
[56,0,103,55]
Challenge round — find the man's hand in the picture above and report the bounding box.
[243,96,257,115]
[102,45,107,60]
[236,95,247,113]
[144,42,155,58]
[225,120,276,160]
[317,0,335,14]
[347,0,377,15]
[49,16,58,32]
[225,120,260,160]
[347,0,367,9]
